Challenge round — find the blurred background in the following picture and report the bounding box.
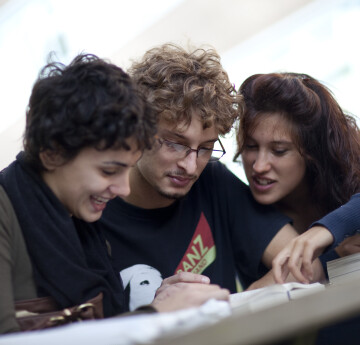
[0,0,359,182]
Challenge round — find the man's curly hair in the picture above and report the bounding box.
[24,53,156,171]
[128,43,241,135]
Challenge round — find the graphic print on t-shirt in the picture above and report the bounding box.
[175,212,216,274]
[120,264,163,311]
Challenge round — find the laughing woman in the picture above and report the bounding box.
[234,72,360,275]
[0,54,229,334]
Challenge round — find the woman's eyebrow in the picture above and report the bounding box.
[271,140,293,145]
[102,161,128,167]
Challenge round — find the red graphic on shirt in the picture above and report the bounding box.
[175,212,216,274]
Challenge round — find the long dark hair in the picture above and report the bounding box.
[234,72,360,214]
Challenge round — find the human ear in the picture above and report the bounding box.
[39,150,65,171]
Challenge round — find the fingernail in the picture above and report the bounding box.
[201,276,210,284]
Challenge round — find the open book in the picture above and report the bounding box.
[327,252,360,285]
[229,282,325,313]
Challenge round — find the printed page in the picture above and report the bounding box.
[230,282,325,313]
[327,252,360,284]
[229,284,289,312]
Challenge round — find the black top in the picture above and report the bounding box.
[99,162,290,311]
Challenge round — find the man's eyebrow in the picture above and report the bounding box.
[162,130,218,144]
[161,129,184,139]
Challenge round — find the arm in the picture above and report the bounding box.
[216,164,293,288]
[322,193,360,257]
[0,214,18,334]
[246,224,300,289]
[335,233,360,257]
[0,186,21,334]
[0,186,37,334]
[315,193,360,250]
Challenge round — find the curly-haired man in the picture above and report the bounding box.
[99,44,325,312]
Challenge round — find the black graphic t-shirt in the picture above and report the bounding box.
[99,162,290,311]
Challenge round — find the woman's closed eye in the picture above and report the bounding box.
[101,169,117,176]
[272,148,288,155]
[199,145,214,151]
[244,143,258,150]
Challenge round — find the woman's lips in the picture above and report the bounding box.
[90,195,110,212]
[252,176,276,191]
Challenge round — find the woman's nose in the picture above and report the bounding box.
[109,173,131,198]
[252,152,271,173]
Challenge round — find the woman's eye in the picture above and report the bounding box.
[200,145,213,151]
[245,144,257,150]
[102,170,116,176]
[273,149,288,155]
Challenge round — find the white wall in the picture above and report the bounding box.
[1,0,358,184]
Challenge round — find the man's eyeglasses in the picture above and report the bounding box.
[157,137,226,162]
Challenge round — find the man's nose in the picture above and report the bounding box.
[177,150,198,175]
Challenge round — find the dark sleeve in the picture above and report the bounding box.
[0,188,22,333]
[114,305,157,318]
[210,163,292,286]
[311,193,360,251]
[0,186,37,334]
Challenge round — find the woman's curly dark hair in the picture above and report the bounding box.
[24,53,156,171]
[234,72,360,214]
[128,43,241,135]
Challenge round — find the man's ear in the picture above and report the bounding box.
[39,150,65,171]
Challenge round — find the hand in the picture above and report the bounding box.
[151,282,230,312]
[272,226,334,284]
[335,233,360,257]
[155,272,210,297]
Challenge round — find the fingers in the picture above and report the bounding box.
[286,241,310,284]
[204,286,230,302]
[155,272,210,297]
[272,226,334,284]
[161,272,210,285]
[300,241,315,282]
[181,282,230,302]
[272,250,290,284]
[273,238,312,284]
[272,252,289,284]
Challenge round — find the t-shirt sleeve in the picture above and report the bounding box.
[311,193,360,250]
[209,163,291,287]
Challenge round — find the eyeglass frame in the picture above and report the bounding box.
[155,136,226,162]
